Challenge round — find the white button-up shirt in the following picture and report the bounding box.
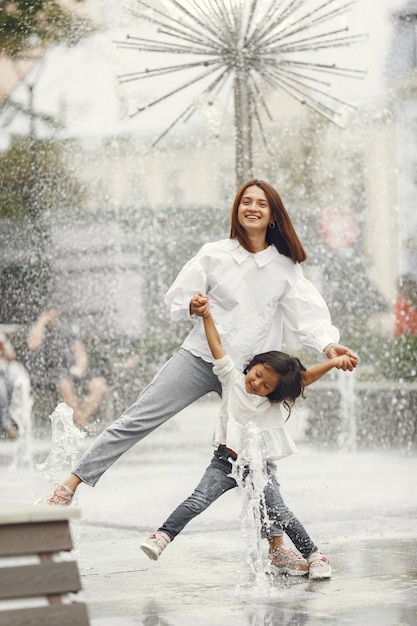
[165,239,339,369]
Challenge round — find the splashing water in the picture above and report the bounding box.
[337,369,357,451]
[8,362,34,471]
[232,421,272,594]
[37,402,86,482]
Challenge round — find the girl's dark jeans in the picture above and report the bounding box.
[158,445,318,559]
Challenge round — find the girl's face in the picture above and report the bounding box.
[245,363,280,397]
[237,186,272,234]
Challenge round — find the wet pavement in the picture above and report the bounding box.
[1,398,417,625]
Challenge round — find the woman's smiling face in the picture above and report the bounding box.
[237,185,272,234]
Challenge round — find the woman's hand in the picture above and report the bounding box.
[325,344,358,371]
[190,293,210,318]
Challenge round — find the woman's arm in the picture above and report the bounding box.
[301,355,354,387]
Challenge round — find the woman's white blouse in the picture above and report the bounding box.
[212,354,298,461]
[165,239,339,369]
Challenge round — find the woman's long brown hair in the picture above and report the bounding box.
[229,179,307,263]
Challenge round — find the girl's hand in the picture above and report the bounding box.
[190,293,210,317]
[332,355,356,371]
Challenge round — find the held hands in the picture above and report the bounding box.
[192,293,224,359]
[331,355,356,371]
[189,293,210,318]
[325,344,359,371]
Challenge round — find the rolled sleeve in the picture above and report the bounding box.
[279,273,340,354]
[212,354,237,384]
[164,249,209,322]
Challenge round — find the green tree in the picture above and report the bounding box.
[0,0,92,57]
[0,2,94,320]
[0,135,85,219]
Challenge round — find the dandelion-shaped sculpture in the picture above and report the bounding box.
[118,0,364,184]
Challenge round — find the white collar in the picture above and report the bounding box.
[230,239,276,268]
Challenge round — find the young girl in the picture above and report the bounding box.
[140,294,353,580]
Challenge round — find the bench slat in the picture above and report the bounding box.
[0,521,73,557]
[0,561,82,599]
[0,602,90,626]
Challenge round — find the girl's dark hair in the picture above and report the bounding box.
[243,351,307,418]
[230,178,307,263]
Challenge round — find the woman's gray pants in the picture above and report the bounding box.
[73,349,222,486]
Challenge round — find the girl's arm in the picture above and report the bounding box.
[203,312,225,360]
[190,292,225,360]
[301,355,353,387]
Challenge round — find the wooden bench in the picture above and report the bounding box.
[0,502,89,626]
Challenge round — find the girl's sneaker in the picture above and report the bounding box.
[35,483,74,506]
[307,552,332,579]
[269,546,309,576]
[140,532,171,561]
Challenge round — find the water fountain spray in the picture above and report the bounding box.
[37,402,86,482]
[232,421,271,592]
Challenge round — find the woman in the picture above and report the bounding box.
[37,179,358,505]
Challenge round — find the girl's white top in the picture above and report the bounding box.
[165,239,339,370]
[212,354,297,461]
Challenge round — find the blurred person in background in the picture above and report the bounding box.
[23,306,107,434]
[393,274,417,337]
[0,332,31,438]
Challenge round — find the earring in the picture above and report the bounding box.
[268,222,276,229]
